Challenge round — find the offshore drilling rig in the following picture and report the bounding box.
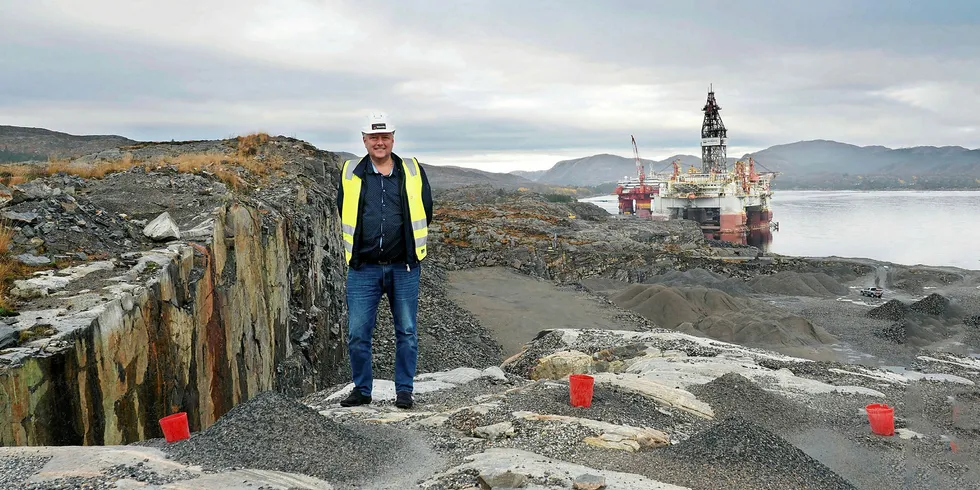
[615,87,777,247]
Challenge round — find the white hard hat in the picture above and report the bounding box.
[362,112,395,134]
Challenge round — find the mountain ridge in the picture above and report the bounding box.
[2,126,977,189]
[528,139,980,188]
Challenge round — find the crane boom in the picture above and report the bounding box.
[631,135,645,185]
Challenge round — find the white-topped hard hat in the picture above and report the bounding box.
[362,112,395,134]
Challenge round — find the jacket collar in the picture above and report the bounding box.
[353,153,404,179]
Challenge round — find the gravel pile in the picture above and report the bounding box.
[664,416,856,489]
[688,373,810,432]
[910,293,953,316]
[966,316,980,328]
[873,321,909,344]
[867,299,911,321]
[162,390,418,487]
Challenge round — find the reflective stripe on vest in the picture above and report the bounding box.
[340,157,428,265]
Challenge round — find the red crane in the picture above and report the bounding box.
[632,135,645,186]
[614,135,657,217]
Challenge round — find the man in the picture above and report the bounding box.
[336,112,433,410]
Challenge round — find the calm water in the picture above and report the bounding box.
[580,191,980,271]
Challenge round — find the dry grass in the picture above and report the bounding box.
[0,133,283,191]
[0,221,15,311]
[237,132,270,157]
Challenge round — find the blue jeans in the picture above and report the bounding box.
[346,262,421,396]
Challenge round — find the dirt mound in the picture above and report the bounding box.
[665,417,855,489]
[867,299,910,321]
[610,284,837,348]
[162,391,416,486]
[641,268,753,296]
[749,271,849,297]
[688,373,810,431]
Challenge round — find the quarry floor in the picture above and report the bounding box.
[4,261,979,489]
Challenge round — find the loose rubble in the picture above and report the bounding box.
[660,416,856,489]
[159,390,419,488]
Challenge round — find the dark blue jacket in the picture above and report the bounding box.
[336,153,434,269]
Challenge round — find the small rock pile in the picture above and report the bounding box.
[910,293,951,316]
[873,321,909,344]
[688,373,810,431]
[161,390,416,487]
[663,416,856,489]
[867,299,911,321]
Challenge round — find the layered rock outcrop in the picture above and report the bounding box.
[0,137,348,445]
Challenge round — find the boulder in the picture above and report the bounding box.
[0,324,16,349]
[529,350,593,380]
[472,421,515,440]
[142,212,181,241]
[478,470,527,489]
[574,474,607,490]
[14,253,52,266]
[2,211,40,224]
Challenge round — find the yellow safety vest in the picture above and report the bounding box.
[340,156,428,265]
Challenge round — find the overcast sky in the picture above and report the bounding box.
[2,0,978,172]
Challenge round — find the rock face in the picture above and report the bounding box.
[0,137,348,446]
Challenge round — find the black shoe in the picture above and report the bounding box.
[395,391,413,409]
[339,390,372,407]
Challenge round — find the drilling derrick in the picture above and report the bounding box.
[701,85,728,173]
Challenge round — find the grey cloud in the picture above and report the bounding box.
[0,27,397,106]
[1,0,977,164]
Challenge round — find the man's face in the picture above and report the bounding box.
[363,133,394,161]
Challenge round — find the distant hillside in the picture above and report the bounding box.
[423,164,535,190]
[329,153,533,190]
[528,140,980,189]
[0,125,135,162]
[746,140,980,176]
[333,151,359,163]
[535,153,719,186]
[747,140,980,190]
[510,169,546,181]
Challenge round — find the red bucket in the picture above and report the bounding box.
[569,374,595,408]
[866,403,894,436]
[159,412,190,443]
